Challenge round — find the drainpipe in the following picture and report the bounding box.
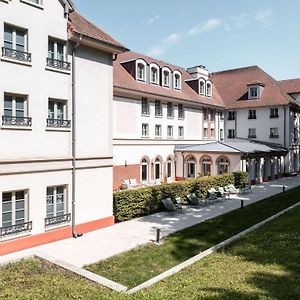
[71,36,82,238]
[182,152,185,179]
[283,106,287,174]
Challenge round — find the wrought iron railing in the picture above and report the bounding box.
[2,47,32,63]
[2,116,32,126]
[45,213,71,227]
[0,221,32,238]
[47,118,71,128]
[46,58,71,71]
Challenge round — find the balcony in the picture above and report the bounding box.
[0,221,32,238]
[46,58,71,71]
[47,118,71,128]
[2,116,32,127]
[2,47,31,63]
[45,213,71,227]
[270,134,279,138]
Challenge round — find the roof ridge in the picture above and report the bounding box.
[212,65,259,75]
[278,78,300,83]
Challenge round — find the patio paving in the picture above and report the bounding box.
[1,176,300,267]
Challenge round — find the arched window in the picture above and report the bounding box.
[200,156,212,176]
[140,158,149,182]
[187,156,196,178]
[150,63,159,84]
[206,82,212,97]
[162,67,171,87]
[137,63,146,81]
[217,157,230,174]
[154,157,162,180]
[199,80,205,95]
[166,156,173,178]
[173,71,181,90]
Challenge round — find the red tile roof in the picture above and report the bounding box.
[114,51,225,108]
[211,66,298,109]
[68,11,127,51]
[278,78,300,94]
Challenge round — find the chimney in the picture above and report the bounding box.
[187,65,209,80]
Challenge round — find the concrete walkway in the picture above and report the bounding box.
[1,176,300,267]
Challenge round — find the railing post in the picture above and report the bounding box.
[156,227,161,244]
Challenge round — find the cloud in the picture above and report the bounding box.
[187,18,222,36]
[255,9,273,28]
[142,15,160,25]
[230,13,250,28]
[146,46,166,57]
[162,33,183,44]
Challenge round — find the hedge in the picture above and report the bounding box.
[113,173,245,222]
[233,171,248,188]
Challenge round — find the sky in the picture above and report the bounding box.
[73,0,300,80]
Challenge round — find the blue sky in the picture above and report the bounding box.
[73,0,300,80]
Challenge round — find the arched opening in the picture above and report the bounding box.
[206,82,212,97]
[200,155,212,176]
[217,156,230,174]
[186,156,196,178]
[137,62,146,81]
[154,157,162,180]
[166,156,173,179]
[199,80,205,95]
[140,157,149,183]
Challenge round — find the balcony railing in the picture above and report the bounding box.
[47,118,71,128]
[45,213,71,227]
[2,116,32,127]
[46,58,71,71]
[248,116,256,119]
[248,135,257,138]
[228,135,235,138]
[2,47,31,63]
[270,114,279,118]
[0,221,32,238]
[270,134,279,138]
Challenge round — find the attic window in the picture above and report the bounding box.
[206,82,212,97]
[151,67,159,84]
[199,81,205,95]
[249,86,258,99]
[173,71,181,90]
[137,63,146,81]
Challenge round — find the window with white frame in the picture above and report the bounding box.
[248,128,256,138]
[141,98,150,115]
[178,126,184,138]
[167,125,173,138]
[248,109,256,119]
[203,128,208,138]
[46,186,67,219]
[155,124,162,137]
[155,100,162,116]
[167,157,172,178]
[270,127,279,138]
[178,104,184,119]
[150,66,159,84]
[217,157,230,174]
[154,157,162,180]
[203,108,208,121]
[141,158,149,182]
[137,62,146,81]
[2,190,28,228]
[47,99,70,128]
[167,102,174,118]
[249,86,259,99]
[270,108,279,118]
[173,72,181,89]
[201,156,212,176]
[47,38,69,70]
[163,70,170,87]
[199,80,205,95]
[187,157,196,178]
[228,129,235,138]
[206,82,212,97]
[210,128,215,139]
[142,123,149,137]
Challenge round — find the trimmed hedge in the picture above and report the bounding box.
[113,173,239,222]
[233,171,248,188]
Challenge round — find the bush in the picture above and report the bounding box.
[113,173,237,222]
[233,171,249,188]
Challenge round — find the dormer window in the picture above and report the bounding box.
[249,86,258,98]
[150,63,159,85]
[162,67,171,88]
[206,82,212,97]
[247,82,265,99]
[137,63,146,81]
[173,71,182,90]
[199,80,205,95]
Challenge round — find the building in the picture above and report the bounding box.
[0,0,127,255]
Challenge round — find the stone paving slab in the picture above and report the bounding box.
[1,176,299,267]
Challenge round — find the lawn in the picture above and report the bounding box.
[86,186,300,288]
[1,196,300,299]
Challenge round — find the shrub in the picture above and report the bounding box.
[233,171,249,188]
[113,173,238,222]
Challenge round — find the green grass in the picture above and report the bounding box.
[1,197,300,299]
[86,186,300,288]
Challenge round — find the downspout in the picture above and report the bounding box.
[71,35,82,238]
[283,106,287,174]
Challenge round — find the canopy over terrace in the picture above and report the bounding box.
[174,139,287,183]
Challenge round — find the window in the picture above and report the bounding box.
[167,125,173,138]
[249,86,259,99]
[228,129,235,138]
[155,125,162,137]
[211,110,215,122]
[141,98,150,115]
[3,24,30,62]
[46,186,68,227]
[155,100,162,117]
[142,123,149,137]
[3,94,31,127]
[210,128,215,139]
[141,158,149,182]
[217,157,230,174]
[201,156,212,176]
[203,108,208,121]
[150,66,159,84]
[167,158,172,178]
[248,128,256,138]
[47,99,70,128]
[167,102,174,118]
[178,104,184,119]
[199,80,205,95]
[270,127,279,138]
[163,70,170,87]
[228,111,235,120]
[174,72,181,89]
[47,38,69,70]
[203,128,208,138]
[219,128,224,140]
[270,108,279,118]
[154,157,162,180]
[178,126,184,138]
[220,112,224,120]
[137,62,146,81]
[187,157,196,178]
[248,110,256,119]
[206,82,212,97]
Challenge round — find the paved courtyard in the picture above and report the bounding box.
[1,176,300,267]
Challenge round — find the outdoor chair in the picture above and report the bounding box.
[218,187,230,198]
[207,189,219,204]
[187,193,205,206]
[162,198,182,215]
[129,178,139,188]
[122,179,131,190]
[227,184,240,194]
[208,188,223,201]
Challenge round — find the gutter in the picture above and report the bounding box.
[71,35,82,238]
